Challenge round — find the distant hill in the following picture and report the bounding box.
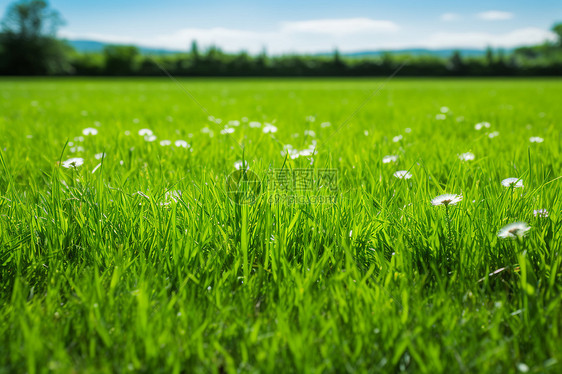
[66,40,184,55]
[66,39,507,58]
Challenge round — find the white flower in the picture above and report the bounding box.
[405,128,412,133]
[124,130,131,136]
[94,152,106,160]
[299,149,315,157]
[392,135,403,143]
[529,137,544,143]
[175,140,189,148]
[458,152,475,161]
[228,120,240,127]
[533,209,549,218]
[263,124,278,133]
[320,122,331,128]
[440,106,449,113]
[393,170,412,179]
[306,115,316,122]
[62,157,84,168]
[498,222,531,239]
[304,130,316,137]
[431,194,463,206]
[138,129,153,136]
[220,127,235,134]
[160,140,172,146]
[501,177,524,188]
[382,155,398,164]
[70,146,84,153]
[82,127,98,136]
[144,135,157,142]
[249,121,261,128]
[74,136,84,142]
[475,122,491,130]
[488,131,499,138]
[234,160,249,170]
[435,114,446,120]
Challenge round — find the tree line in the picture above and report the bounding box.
[1,0,562,77]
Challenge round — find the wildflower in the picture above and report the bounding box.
[529,137,544,143]
[475,122,491,130]
[263,124,278,133]
[405,128,412,133]
[234,160,249,170]
[458,152,475,161]
[436,114,446,120]
[440,106,449,113]
[94,152,106,160]
[306,115,316,122]
[220,127,235,135]
[320,122,331,128]
[393,170,412,179]
[62,157,84,168]
[431,194,463,206]
[144,135,157,142]
[533,209,549,218]
[488,131,499,138]
[498,222,531,239]
[138,129,153,136]
[228,120,240,127]
[249,121,261,128]
[82,127,98,136]
[175,140,189,148]
[501,177,523,188]
[70,146,84,153]
[382,155,398,164]
[160,140,172,146]
[304,130,316,137]
[392,135,403,142]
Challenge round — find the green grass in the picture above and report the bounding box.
[1,77,561,373]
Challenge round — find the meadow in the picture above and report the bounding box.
[0,77,561,373]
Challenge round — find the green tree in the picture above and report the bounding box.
[552,23,562,47]
[0,0,70,74]
[103,45,139,75]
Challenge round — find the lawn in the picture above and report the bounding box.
[1,77,561,373]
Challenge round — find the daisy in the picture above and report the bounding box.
[394,170,412,179]
[263,124,278,133]
[144,135,157,142]
[475,122,491,130]
[220,127,235,135]
[160,140,172,146]
[533,209,549,218]
[529,137,544,143]
[175,140,189,148]
[501,177,523,188]
[382,155,398,164]
[392,135,403,143]
[431,194,463,206]
[488,131,499,139]
[82,127,98,136]
[138,129,153,136]
[62,157,84,168]
[458,152,475,161]
[498,222,531,239]
[234,160,249,170]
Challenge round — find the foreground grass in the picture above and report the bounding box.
[1,78,561,373]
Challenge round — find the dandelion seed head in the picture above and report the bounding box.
[138,129,153,136]
[263,124,278,133]
[175,140,189,148]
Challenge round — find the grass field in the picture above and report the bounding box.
[1,77,561,373]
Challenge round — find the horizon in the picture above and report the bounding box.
[0,0,560,54]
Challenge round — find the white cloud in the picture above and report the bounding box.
[59,23,555,54]
[441,13,461,22]
[281,18,399,35]
[477,11,514,21]
[423,28,555,49]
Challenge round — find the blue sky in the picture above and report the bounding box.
[1,0,560,53]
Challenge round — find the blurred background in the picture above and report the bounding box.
[0,0,561,76]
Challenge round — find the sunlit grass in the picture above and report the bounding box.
[1,77,561,373]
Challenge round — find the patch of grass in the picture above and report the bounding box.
[1,77,561,373]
